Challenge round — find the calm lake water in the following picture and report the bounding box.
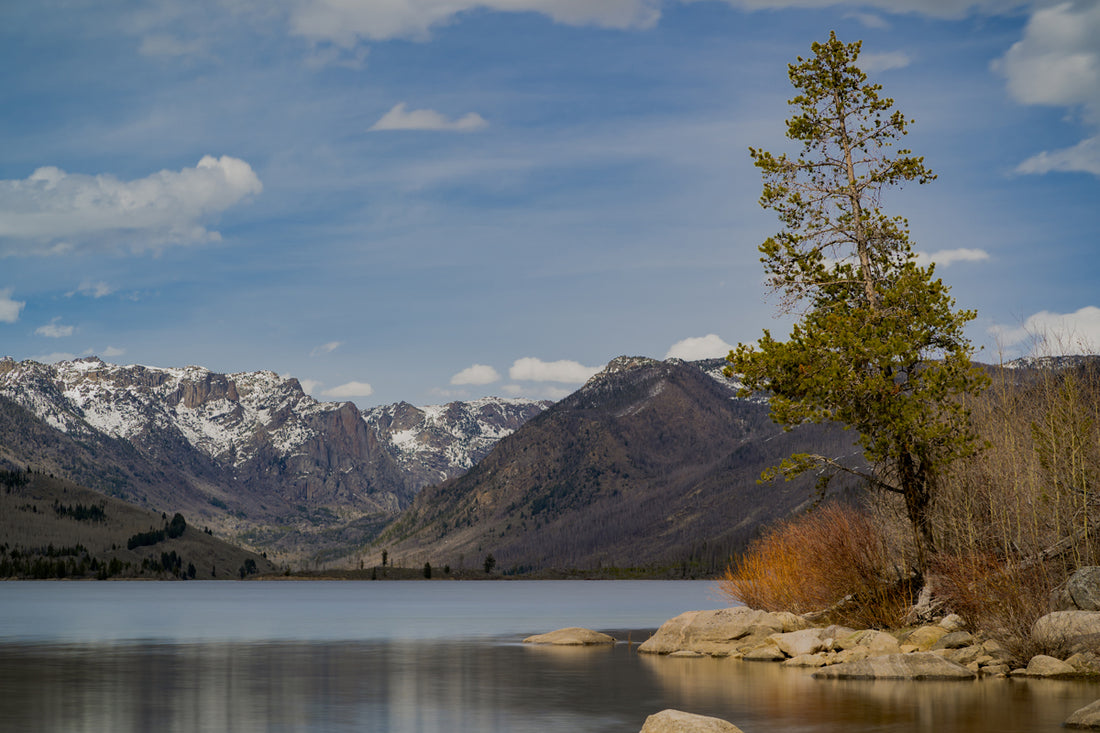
[1,580,1098,733]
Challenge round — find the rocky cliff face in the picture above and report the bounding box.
[0,356,548,561]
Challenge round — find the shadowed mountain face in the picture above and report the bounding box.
[380,357,864,574]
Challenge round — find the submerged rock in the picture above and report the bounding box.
[639,709,744,733]
[522,627,616,645]
[1066,699,1100,729]
[812,652,976,680]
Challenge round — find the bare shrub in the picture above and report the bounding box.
[719,503,916,629]
[931,553,1068,662]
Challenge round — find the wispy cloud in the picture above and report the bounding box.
[0,156,262,255]
[509,357,600,383]
[665,334,732,360]
[311,341,343,356]
[35,318,74,339]
[914,248,991,267]
[322,380,374,399]
[70,280,117,299]
[450,364,501,385]
[0,288,25,323]
[369,103,488,133]
[861,51,912,72]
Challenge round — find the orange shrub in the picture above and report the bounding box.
[719,503,916,628]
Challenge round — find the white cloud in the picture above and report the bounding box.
[289,0,661,46]
[991,306,1100,353]
[322,380,374,399]
[846,11,890,29]
[708,0,1042,18]
[861,51,912,73]
[35,318,74,339]
[311,341,343,356]
[450,364,501,385]
[100,346,126,358]
[0,155,262,254]
[369,103,488,133]
[33,352,77,364]
[995,2,1100,177]
[0,288,25,323]
[665,334,733,360]
[914,248,991,267]
[509,357,600,383]
[298,378,322,394]
[71,280,116,299]
[1016,137,1100,176]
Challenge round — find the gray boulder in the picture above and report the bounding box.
[1068,567,1100,611]
[637,608,809,656]
[639,709,744,733]
[522,627,616,645]
[1032,611,1100,653]
[1067,699,1100,729]
[837,629,900,656]
[770,628,830,657]
[812,652,976,680]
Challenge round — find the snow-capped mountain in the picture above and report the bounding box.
[0,356,549,560]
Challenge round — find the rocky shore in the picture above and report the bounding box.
[531,599,1100,731]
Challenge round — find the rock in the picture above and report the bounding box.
[1067,652,1100,675]
[812,652,977,680]
[939,613,967,632]
[1066,699,1100,729]
[743,640,787,662]
[944,645,984,666]
[932,631,975,650]
[832,647,870,665]
[901,626,949,651]
[1019,654,1077,678]
[639,709,744,733]
[1067,567,1100,611]
[770,628,830,657]
[522,627,616,645]
[637,608,809,656]
[1032,611,1100,654]
[836,629,900,656]
[784,654,828,668]
[981,664,1010,677]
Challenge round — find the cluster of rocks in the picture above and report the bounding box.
[634,605,1100,681]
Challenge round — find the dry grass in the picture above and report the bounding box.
[931,553,1068,662]
[719,503,917,628]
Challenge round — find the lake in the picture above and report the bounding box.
[1,580,1098,732]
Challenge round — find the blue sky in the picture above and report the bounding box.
[1,0,1098,407]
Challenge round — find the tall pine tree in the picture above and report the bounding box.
[727,32,988,570]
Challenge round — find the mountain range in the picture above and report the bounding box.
[0,356,547,565]
[0,353,864,573]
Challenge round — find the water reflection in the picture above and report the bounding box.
[639,654,1100,733]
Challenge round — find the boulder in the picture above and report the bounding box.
[1032,611,1100,653]
[1067,567,1100,611]
[783,654,828,668]
[522,627,616,645]
[637,608,809,656]
[1067,652,1100,675]
[1066,699,1100,729]
[639,709,744,733]
[743,640,786,662]
[770,628,830,658]
[931,631,975,650]
[837,629,900,656]
[1013,654,1076,678]
[901,625,948,651]
[812,652,977,680]
[939,613,967,632]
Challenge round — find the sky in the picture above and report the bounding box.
[1,0,1098,408]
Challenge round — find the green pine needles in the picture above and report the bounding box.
[727,32,988,569]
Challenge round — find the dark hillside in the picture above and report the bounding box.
[0,467,277,579]
[380,357,863,574]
